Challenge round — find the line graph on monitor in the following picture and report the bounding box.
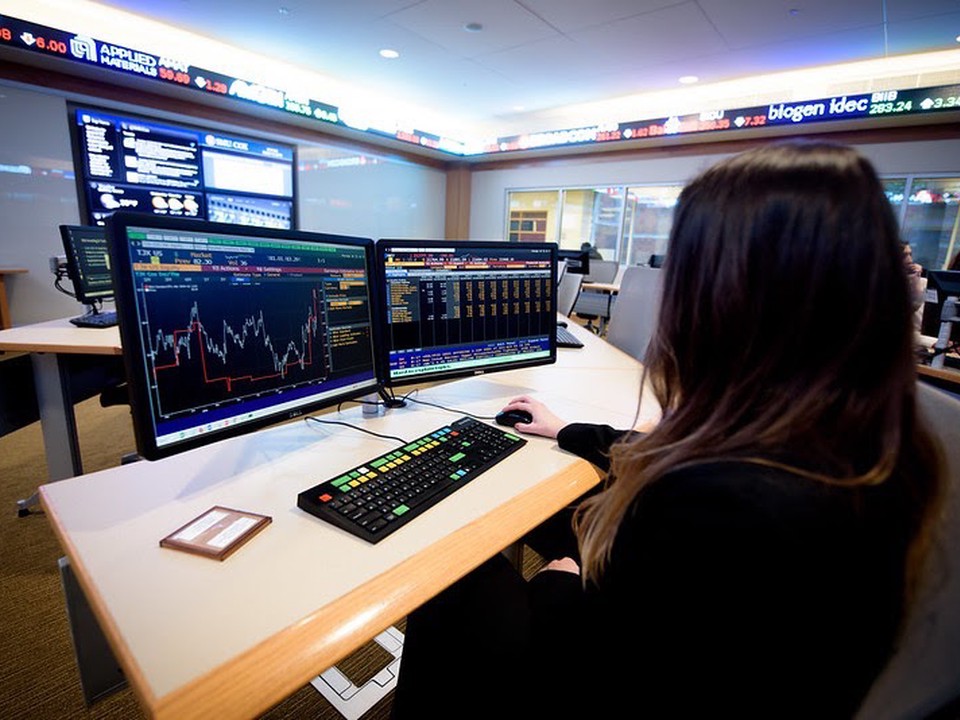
[138,276,373,419]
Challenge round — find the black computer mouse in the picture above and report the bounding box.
[494,409,533,427]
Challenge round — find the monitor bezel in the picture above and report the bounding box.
[927,269,960,297]
[107,211,381,461]
[373,238,558,389]
[59,224,114,305]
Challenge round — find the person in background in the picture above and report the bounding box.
[580,240,603,259]
[904,242,926,313]
[390,141,945,719]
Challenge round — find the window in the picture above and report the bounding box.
[620,185,682,266]
[507,175,960,272]
[509,183,682,264]
[900,177,960,270]
[555,187,623,260]
[506,191,559,243]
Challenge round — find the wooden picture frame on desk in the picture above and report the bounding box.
[160,507,272,561]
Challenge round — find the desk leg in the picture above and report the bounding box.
[16,354,83,515]
[58,557,127,704]
[33,353,83,480]
[0,275,10,330]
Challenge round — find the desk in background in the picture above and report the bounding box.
[0,318,122,513]
[0,267,28,330]
[39,321,655,719]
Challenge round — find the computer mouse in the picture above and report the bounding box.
[494,409,533,428]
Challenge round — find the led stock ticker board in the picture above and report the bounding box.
[490,85,960,153]
[0,16,340,128]
[1,12,959,158]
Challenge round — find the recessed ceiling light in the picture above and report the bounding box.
[464,22,484,32]
[379,48,400,59]
[678,75,699,85]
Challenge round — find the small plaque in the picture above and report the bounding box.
[160,506,271,561]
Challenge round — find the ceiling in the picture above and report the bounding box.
[7,1,960,143]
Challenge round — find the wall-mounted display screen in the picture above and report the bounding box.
[68,103,297,229]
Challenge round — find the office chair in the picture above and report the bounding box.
[854,382,960,720]
[557,272,583,318]
[604,266,662,362]
[573,260,619,333]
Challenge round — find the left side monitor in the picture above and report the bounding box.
[59,224,114,304]
[107,212,380,460]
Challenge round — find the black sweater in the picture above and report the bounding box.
[526,423,909,718]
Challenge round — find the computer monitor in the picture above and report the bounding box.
[107,212,380,460]
[374,239,558,389]
[558,249,590,275]
[59,224,114,305]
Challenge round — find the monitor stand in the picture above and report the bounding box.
[378,386,407,409]
[69,302,118,328]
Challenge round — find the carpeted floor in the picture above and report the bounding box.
[0,391,545,719]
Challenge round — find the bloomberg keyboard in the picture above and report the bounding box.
[70,311,118,328]
[297,416,526,543]
[557,324,584,348]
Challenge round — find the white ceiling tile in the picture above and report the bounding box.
[387,0,559,56]
[698,0,881,49]
[517,0,686,33]
[570,3,729,68]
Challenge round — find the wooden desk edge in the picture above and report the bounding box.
[917,363,960,387]
[46,459,601,720]
[0,340,123,356]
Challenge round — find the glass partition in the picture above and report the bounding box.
[901,177,960,270]
[506,175,960,273]
[620,185,682,266]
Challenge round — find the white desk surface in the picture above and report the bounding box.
[0,316,121,355]
[40,320,656,719]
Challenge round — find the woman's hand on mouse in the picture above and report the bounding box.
[500,395,566,438]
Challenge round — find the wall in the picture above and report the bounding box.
[468,137,960,241]
[0,81,446,326]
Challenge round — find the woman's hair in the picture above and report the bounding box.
[575,141,943,598]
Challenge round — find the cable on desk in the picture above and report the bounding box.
[303,416,408,444]
[405,395,497,422]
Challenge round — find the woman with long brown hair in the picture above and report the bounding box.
[391,141,945,719]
